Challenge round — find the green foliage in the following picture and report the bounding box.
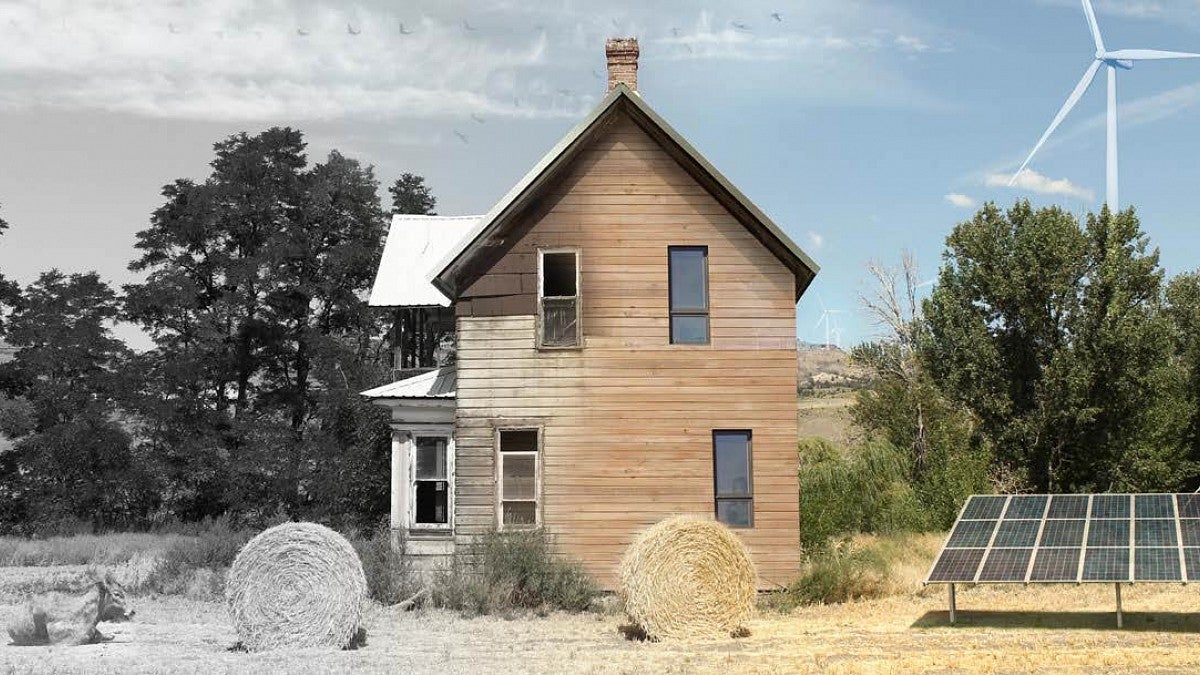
[388,172,437,215]
[924,203,1176,492]
[772,533,940,608]
[436,529,598,616]
[797,439,927,549]
[350,521,418,605]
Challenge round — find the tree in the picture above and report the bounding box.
[0,203,21,331]
[388,173,436,215]
[124,128,393,524]
[922,202,1175,492]
[0,271,150,532]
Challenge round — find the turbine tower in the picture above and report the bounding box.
[1010,0,1200,210]
[813,296,846,350]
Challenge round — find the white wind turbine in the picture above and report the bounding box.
[1010,0,1200,210]
[813,297,846,350]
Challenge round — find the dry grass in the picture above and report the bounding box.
[618,517,755,640]
[5,578,1200,673]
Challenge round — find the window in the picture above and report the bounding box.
[669,246,709,344]
[713,431,752,527]
[539,250,580,348]
[412,435,450,527]
[497,429,540,527]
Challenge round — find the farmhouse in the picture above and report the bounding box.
[362,38,819,589]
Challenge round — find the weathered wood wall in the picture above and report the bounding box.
[453,111,801,589]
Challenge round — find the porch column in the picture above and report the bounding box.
[390,429,410,530]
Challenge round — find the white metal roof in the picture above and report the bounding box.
[368,215,481,307]
[360,367,456,399]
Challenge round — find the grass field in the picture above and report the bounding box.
[4,566,1200,674]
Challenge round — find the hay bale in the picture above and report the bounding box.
[226,522,367,651]
[618,516,756,640]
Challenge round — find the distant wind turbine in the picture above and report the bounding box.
[1010,0,1200,210]
[813,297,847,350]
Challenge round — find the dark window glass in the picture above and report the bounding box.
[414,481,448,524]
[500,430,538,453]
[415,437,446,480]
[669,247,709,344]
[713,431,752,527]
[542,252,577,296]
[502,501,537,526]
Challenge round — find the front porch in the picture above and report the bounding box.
[362,367,458,566]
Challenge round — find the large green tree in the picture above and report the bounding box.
[0,271,151,532]
[923,202,1176,492]
[123,128,393,524]
[388,173,436,215]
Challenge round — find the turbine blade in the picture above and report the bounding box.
[1082,0,1104,52]
[1104,49,1200,60]
[1010,60,1102,185]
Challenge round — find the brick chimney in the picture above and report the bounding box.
[605,37,639,93]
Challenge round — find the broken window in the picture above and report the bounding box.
[539,250,580,348]
[498,429,539,527]
[413,436,449,526]
[713,430,753,527]
[669,246,709,344]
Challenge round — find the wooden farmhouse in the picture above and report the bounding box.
[362,38,819,589]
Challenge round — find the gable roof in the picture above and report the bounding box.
[369,214,481,307]
[430,83,819,301]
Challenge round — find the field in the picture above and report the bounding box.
[4,566,1200,674]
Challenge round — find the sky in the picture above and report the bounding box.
[2,0,1200,350]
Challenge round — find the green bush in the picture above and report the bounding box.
[435,529,597,616]
[350,521,418,605]
[797,438,927,550]
[770,533,941,610]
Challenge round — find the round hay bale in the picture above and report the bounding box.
[618,516,756,640]
[226,522,367,651]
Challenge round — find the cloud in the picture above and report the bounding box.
[944,193,977,208]
[807,231,825,250]
[986,169,1094,200]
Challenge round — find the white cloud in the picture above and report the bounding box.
[807,231,825,250]
[986,169,1094,201]
[944,193,977,208]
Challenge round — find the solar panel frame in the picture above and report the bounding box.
[926,493,1200,585]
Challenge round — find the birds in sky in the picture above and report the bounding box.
[347,23,360,35]
[296,27,309,36]
[398,22,412,35]
[470,113,486,124]
[453,130,469,144]
[167,22,180,34]
[462,20,476,32]
[770,12,783,23]
[730,20,750,32]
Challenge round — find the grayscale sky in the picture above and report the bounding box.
[2,0,1200,349]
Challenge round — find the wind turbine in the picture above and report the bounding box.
[1010,0,1200,210]
[813,297,847,350]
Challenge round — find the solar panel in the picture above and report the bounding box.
[927,493,1200,585]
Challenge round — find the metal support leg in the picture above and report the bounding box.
[1115,583,1123,629]
[948,583,957,625]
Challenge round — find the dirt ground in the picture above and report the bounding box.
[5,578,1200,674]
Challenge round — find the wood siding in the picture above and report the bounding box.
[453,112,801,589]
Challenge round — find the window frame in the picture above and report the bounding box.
[408,427,455,532]
[495,426,543,530]
[536,248,582,350]
[667,245,711,345]
[712,430,753,528]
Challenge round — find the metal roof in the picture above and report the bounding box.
[359,367,456,399]
[430,83,819,299]
[368,215,481,307]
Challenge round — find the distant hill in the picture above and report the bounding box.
[797,342,871,395]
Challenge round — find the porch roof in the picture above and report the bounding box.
[360,367,456,400]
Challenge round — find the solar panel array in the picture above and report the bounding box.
[926,494,1200,584]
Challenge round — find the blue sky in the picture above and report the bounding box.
[1,0,1199,349]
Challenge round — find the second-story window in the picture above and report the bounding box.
[539,249,580,348]
[668,246,709,344]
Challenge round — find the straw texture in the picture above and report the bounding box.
[226,522,367,651]
[618,516,756,640]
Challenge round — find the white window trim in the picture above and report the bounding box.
[536,247,582,350]
[408,426,455,532]
[495,426,543,530]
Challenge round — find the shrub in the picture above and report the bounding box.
[771,533,941,610]
[797,439,927,550]
[159,515,254,572]
[350,521,418,605]
[435,529,597,616]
